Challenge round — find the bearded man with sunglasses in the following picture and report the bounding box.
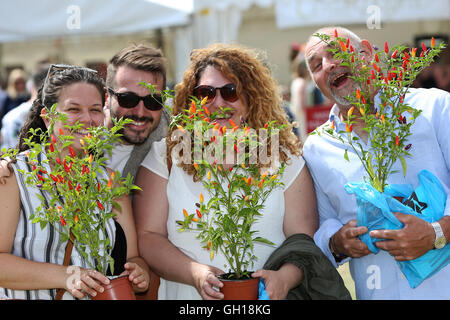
[104,44,170,181]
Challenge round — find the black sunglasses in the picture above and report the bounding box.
[193,83,238,103]
[108,88,163,111]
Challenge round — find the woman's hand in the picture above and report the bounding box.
[65,267,110,299]
[192,263,225,300]
[120,262,149,293]
[252,263,303,300]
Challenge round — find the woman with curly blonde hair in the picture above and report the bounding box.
[134,44,319,300]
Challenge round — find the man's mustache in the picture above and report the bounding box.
[123,115,154,123]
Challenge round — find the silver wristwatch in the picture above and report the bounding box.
[431,222,446,249]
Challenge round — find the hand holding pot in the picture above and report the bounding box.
[120,262,149,293]
[252,263,303,300]
[66,268,110,299]
[193,263,224,300]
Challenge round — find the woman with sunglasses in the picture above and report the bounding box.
[0,66,149,300]
[133,44,321,300]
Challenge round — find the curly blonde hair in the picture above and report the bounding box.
[167,43,301,180]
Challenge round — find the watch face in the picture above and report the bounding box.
[435,237,446,249]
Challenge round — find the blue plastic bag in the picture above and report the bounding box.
[258,278,270,300]
[345,170,450,288]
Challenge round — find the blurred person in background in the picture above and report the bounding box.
[1,66,49,150]
[0,69,30,130]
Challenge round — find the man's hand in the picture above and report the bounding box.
[332,219,371,258]
[370,212,435,261]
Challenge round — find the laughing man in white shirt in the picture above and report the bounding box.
[302,26,450,299]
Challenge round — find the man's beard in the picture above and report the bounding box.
[114,113,154,145]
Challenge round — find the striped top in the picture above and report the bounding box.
[0,151,116,300]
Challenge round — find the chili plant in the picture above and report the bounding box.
[313,31,445,192]
[174,97,285,279]
[1,104,139,275]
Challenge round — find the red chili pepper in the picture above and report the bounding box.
[421,42,427,52]
[68,146,76,158]
[372,62,378,72]
[431,37,435,48]
[402,60,408,70]
[189,101,196,114]
[56,157,61,165]
[50,174,58,183]
[68,180,73,190]
[64,161,70,173]
[356,88,361,101]
[37,173,45,182]
[391,49,398,59]
[57,175,64,183]
[51,134,57,144]
[196,209,202,219]
[334,29,338,38]
[345,123,352,133]
[361,95,367,105]
[97,201,104,211]
[97,182,101,192]
[234,143,238,153]
[403,52,410,61]
[76,183,81,192]
[58,128,64,135]
[60,216,66,227]
[375,54,379,63]
[395,136,399,147]
[371,69,376,80]
[384,41,389,54]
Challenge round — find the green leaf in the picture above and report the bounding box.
[344,149,349,162]
[253,237,275,246]
[398,155,407,177]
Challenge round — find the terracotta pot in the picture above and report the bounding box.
[91,275,136,300]
[219,273,259,300]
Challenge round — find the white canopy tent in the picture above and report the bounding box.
[0,0,447,82]
[274,0,450,29]
[0,0,190,42]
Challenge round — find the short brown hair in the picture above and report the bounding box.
[106,44,167,89]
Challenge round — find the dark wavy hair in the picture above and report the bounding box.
[18,67,106,152]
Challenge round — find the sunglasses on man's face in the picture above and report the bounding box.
[108,88,164,111]
[193,83,239,103]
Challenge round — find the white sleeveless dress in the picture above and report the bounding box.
[140,139,305,299]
